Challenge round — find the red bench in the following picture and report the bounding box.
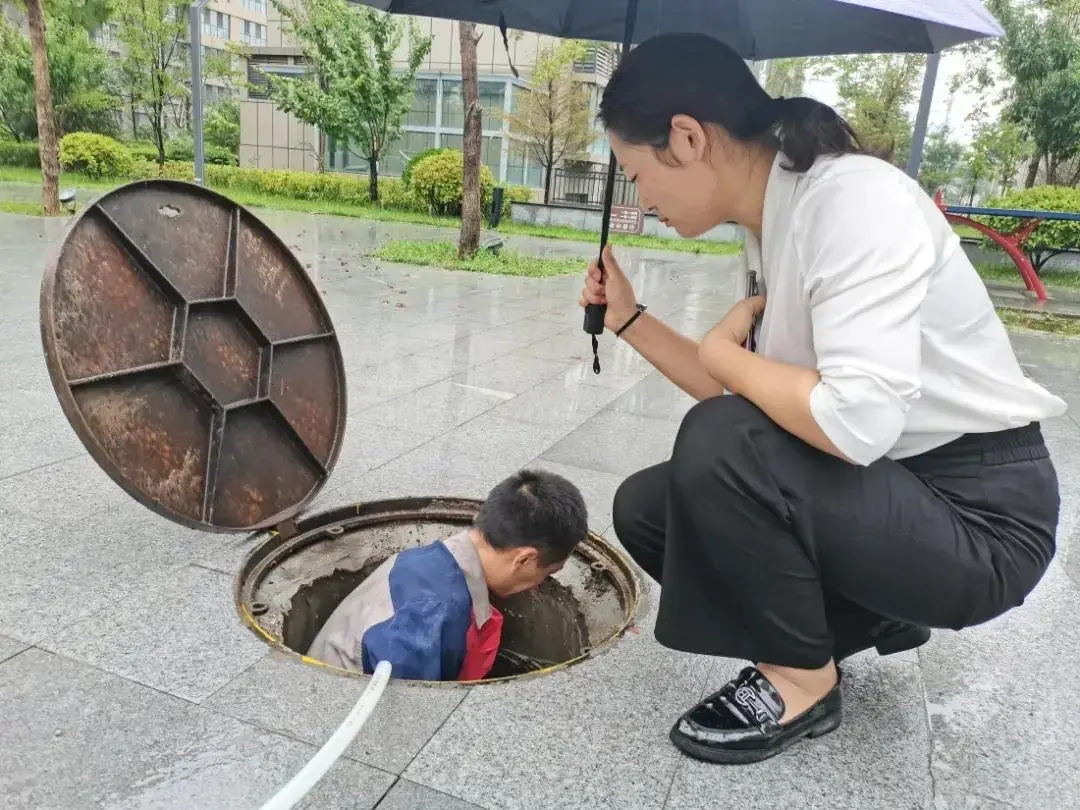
[930,189,1080,302]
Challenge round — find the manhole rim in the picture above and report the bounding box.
[234,495,643,687]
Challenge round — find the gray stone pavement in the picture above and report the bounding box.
[0,206,1078,809]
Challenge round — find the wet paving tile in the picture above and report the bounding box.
[0,648,396,810]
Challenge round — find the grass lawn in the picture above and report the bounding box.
[0,167,741,256]
[953,223,981,240]
[997,308,1080,337]
[976,262,1080,290]
[373,240,584,277]
[0,200,72,216]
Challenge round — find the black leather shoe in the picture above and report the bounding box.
[834,620,931,662]
[669,666,843,765]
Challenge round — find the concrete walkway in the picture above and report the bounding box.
[1,209,1078,809]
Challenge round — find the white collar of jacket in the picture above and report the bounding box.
[442,529,494,627]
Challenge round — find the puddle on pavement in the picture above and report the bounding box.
[237,496,639,683]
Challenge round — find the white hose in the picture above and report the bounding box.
[259,660,392,810]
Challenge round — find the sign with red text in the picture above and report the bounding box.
[609,205,645,235]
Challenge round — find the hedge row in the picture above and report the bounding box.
[976,186,1080,266]
[0,134,533,220]
[0,141,41,168]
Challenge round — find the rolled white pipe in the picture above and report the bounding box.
[259,660,393,810]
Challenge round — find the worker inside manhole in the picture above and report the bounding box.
[296,469,591,681]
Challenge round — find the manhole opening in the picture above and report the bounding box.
[236,497,639,685]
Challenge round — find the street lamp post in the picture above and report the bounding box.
[907,52,941,180]
[189,0,212,185]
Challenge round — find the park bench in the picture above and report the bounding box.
[933,188,1080,302]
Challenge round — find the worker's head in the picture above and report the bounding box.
[599,33,861,238]
[473,469,588,597]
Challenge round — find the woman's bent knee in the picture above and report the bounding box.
[671,395,769,489]
[612,465,661,540]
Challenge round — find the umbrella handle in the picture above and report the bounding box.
[583,303,606,335]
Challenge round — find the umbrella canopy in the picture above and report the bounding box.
[355,0,1003,57]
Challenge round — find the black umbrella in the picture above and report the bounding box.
[354,0,1004,372]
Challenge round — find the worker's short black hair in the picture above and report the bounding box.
[475,469,588,565]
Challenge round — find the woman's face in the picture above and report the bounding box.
[610,117,732,238]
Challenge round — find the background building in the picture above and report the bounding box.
[89,1,265,135]
[240,10,615,189]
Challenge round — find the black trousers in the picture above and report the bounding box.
[613,396,1060,669]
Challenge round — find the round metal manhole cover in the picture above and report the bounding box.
[236,497,642,684]
[39,180,346,532]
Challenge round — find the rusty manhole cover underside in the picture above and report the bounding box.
[236,497,642,684]
[40,181,346,532]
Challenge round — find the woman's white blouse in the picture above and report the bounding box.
[745,152,1066,466]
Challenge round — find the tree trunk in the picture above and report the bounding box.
[1068,160,1080,188]
[129,94,138,139]
[1025,153,1042,188]
[152,99,166,165]
[458,21,482,259]
[368,155,379,201]
[543,135,554,204]
[318,131,327,174]
[25,0,59,215]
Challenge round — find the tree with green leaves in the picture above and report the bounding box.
[113,0,192,163]
[204,99,240,153]
[45,0,111,31]
[506,39,594,204]
[961,0,1080,187]
[265,0,432,202]
[917,127,967,195]
[971,119,1032,196]
[819,54,925,164]
[763,58,811,98]
[0,12,120,140]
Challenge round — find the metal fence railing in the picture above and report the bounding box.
[549,167,639,209]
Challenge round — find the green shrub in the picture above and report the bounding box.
[58,132,136,178]
[410,149,494,216]
[977,186,1080,272]
[401,147,448,187]
[165,136,238,166]
[204,101,240,153]
[126,141,161,162]
[377,176,418,210]
[0,141,41,168]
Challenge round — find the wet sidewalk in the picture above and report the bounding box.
[1,209,1078,809]
[988,281,1080,316]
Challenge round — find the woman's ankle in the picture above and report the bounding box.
[756,660,838,723]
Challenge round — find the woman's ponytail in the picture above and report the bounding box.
[773,97,863,173]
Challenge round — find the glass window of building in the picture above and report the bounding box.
[508,85,531,135]
[202,9,229,39]
[478,81,505,131]
[381,130,437,176]
[481,136,502,175]
[242,20,267,46]
[506,144,527,185]
[407,79,437,127]
[440,80,507,133]
[440,80,463,130]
